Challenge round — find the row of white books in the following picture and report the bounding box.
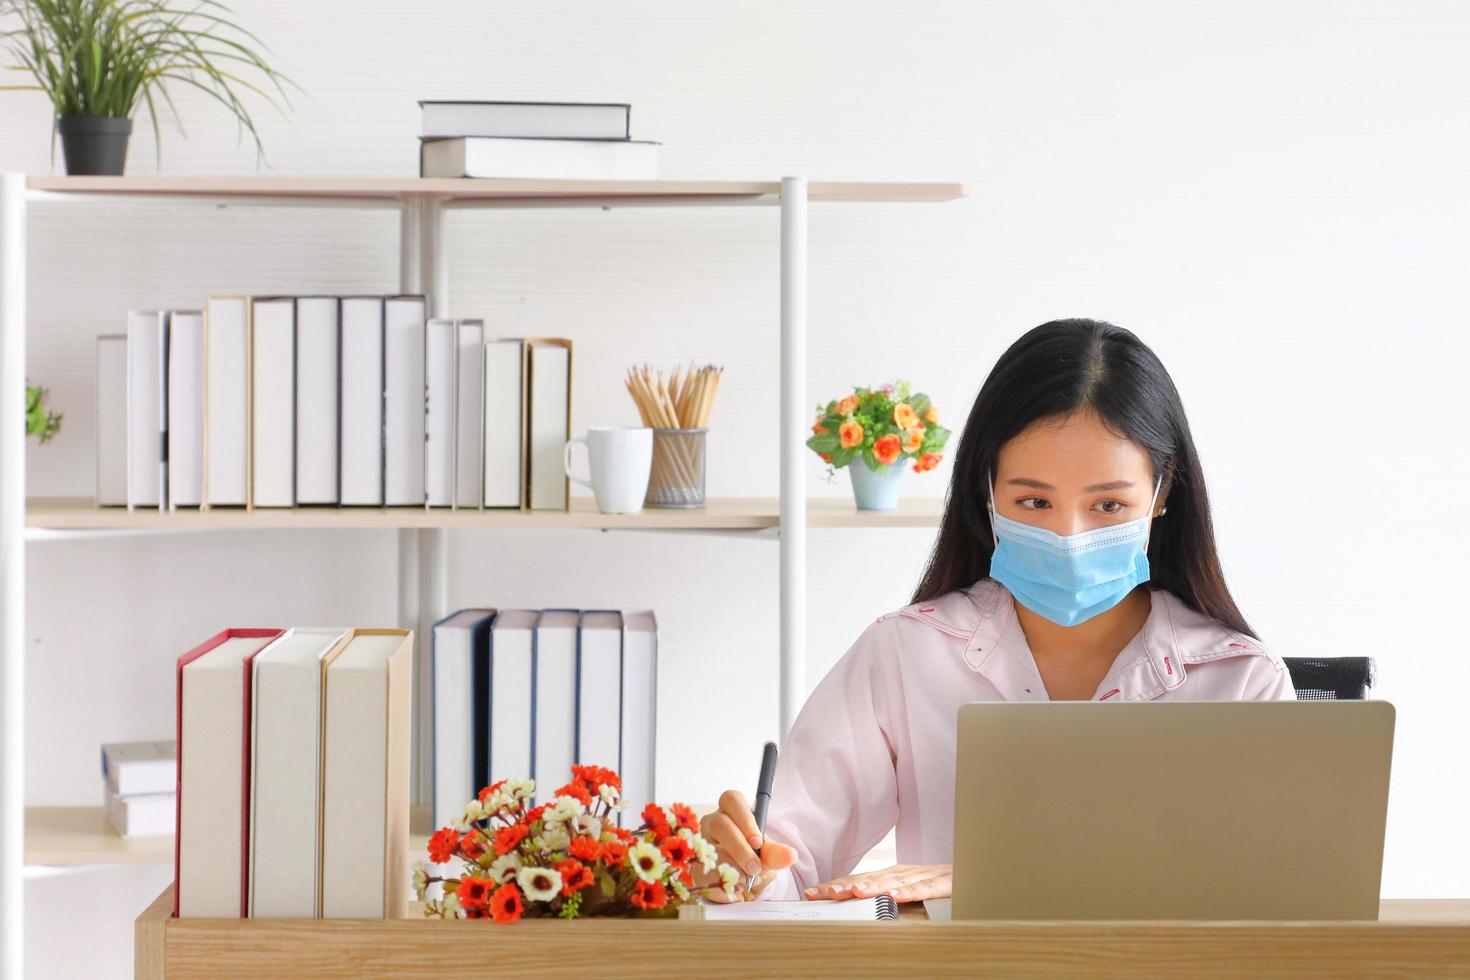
[431,608,658,830]
[100,740,177,838]
[97,297,574,509]
[174,628,412,919]
[417,98,658,179]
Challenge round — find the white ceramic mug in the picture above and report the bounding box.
[563,427,654,514]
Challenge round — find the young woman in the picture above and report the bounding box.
[697,318,1295,904]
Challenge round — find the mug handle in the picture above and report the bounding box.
[563,437,594,491]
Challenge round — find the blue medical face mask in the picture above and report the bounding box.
[987,471,1164,628]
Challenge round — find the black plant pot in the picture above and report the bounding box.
[57,116,132,176]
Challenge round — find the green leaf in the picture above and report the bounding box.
[600,872,618,898]
[909,393,930,416]
[831,446,858,468]
[806,432,840,454]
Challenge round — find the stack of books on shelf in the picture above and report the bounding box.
[96,302,573,511]
[100,740,177,839]
[431,608,658,830]
[174,627,413,919]
[417,99,658,179]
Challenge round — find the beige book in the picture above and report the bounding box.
[525,337,573,510]
[320,629,413,918]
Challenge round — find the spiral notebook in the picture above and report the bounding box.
[679,895,898,921]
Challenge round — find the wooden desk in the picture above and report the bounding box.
[135,886,1470,978]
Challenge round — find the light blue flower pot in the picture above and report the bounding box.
[848,460,906,510]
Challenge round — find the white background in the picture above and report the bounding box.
[4,1,1467,966]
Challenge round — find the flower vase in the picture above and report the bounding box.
[848,460,906,510]
[57,116,132,175]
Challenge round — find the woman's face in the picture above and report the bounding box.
[992,410,1164,536]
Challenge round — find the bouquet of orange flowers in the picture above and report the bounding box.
[414,765,741,922]
[807,381,949,474]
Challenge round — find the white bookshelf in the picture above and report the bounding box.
[0,174,963,954]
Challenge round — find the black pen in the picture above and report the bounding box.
[746,741,779,895]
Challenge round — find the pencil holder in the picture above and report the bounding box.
[645,428,707,508]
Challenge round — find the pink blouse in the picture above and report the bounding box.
[758,578,1296,901]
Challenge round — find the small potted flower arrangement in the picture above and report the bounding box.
[806,381,949,510]
[415,765,742,922]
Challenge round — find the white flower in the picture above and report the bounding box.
[411,861,430,901]
[461,799,486,823]
[539,825,571,852]
[517,865,564,902]
[442,891,465,919]
[598,784,620,808]
[480,790,508,814]
[718,863,740,897]
[549,795,585,821]
[488,852,521,884]
[671,877,690,902]
[628,840,669,883]
[504,778,535,800]
[572,814,602,839]
[680,828,718,874]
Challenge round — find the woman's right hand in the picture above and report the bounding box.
[698,789,797,902]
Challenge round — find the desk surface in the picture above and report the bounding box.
[136,887,1470,979]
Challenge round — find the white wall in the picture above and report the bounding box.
[6,0,1467,901]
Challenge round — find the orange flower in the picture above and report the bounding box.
[660,835,696,869]
[555,781,592,805]
[913,453,941,473]
[902,425,925,453]
[630,880,668,910]
[569,835,602,863]
[522,804,546,825]
[837,395,860,416]
[641,802,672,840]
[607,825,633,842]
[873,434,901,466]
[460,829,488,861]
[839,420,864,449]
[556,858,595,896]
[478,779,506,803]
[602,839,629,867]
[570,764,620,792]
[669,802,700,832]
[893,402,920,430]
[427,827,461,864]
[812,422,829,435]
[493,823,528,856]
[924,405,939,425]
[458,875,494,910]
[490,882,524,924]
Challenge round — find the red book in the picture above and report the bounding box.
[173,628,283,917]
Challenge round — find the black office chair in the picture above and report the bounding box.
[1282,657,1376,700]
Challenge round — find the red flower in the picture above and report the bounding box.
[641,802,672,840]
[555,781,592,805]
[460,830,488,861]
[568,835,602,863]
[630,880,667,910]
[602,840,628,867]
[523,805,547,825]
[607,825,633,842]
[669,803,700,832]
[660,835,696,869]
[572,764,620,791]
[427,827,461,864]
[490,882,524,924]
[912,452,941,473]
[556,858,595,896]
[457,875,493,910]
[477,779,507,803]
[493,823,528,856]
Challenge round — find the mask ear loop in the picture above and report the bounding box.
[1143,473,1164,551]
[986,468,999,548]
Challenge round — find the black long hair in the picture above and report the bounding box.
[911,318,1254,637]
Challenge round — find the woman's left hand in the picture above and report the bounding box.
[803,864,952,903]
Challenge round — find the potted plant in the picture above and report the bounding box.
[807,381,950,510]
[26,382,61,443]
[1,0,294,175]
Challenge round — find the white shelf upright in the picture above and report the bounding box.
[1,172,27,980]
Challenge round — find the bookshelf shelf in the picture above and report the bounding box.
[23,805,435,869]
[24,496,944,532]
[26,175,966,208]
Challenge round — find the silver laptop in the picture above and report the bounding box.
[949,701,1394,920]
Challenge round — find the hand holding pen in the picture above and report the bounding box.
[698,741,797,901]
